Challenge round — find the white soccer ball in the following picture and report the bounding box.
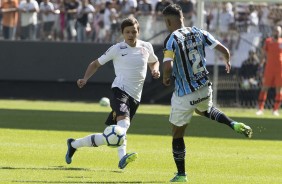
[99,97,110,107]
[103,125,125,147]
[241,79,250,90]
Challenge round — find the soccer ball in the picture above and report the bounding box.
[241,79,250,90]
[103,125,125,147]
[99,97,110,107]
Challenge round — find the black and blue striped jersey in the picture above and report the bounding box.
[163,26,219,96]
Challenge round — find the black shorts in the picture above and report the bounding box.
[43,22,54,32]
[105,87,139,125]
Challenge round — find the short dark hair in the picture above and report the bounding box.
[120,17,140,33]
[162,4,183,18]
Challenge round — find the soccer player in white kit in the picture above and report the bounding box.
[65,17,160,169]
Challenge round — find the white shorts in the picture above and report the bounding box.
[169,85,213,127]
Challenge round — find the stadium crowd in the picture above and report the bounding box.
[0,0,282,44]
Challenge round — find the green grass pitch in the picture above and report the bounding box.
[0,99,281,184]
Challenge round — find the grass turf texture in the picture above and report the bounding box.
[0,99,281,184]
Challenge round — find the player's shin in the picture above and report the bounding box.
[203,106,234,128]
[172,138,186,175]
[273,92,282,111]
[258,91,267,110]
[71,133,105,148]
[118,139,127,160]
[117,119,130,159]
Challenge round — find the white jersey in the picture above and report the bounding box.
[18,0,39,26]
[40,2,55,22]
[98,40,158,102]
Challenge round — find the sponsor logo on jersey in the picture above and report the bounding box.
[190,95,210,105]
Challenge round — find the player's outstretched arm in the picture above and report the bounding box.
[77,59,101,88]
[214,43,231,73]
[149,61,160,79]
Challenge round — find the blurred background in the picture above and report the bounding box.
[0,0,281,108]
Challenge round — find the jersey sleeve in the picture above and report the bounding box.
[147,42,158,63]
[163,34,175,62]
[18,1,24,9]
[98,44,117,65]
[33,1,39,10]
[201,29,219,49]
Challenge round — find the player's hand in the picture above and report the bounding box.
[77,79,87,88]
[151,70,160,79]
[163,77,171,86]
[225,61,231,74]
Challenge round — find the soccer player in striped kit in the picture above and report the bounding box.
[162,4,253,182]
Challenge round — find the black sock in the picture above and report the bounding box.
[203,106,234,128]
[172,138,186,175]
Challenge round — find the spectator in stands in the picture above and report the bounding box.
[64,0,79,41]
[247,3,259,33]
[154,0,171,43]
[103,1,114,43]
[136,0,153,40]
[239,50,260,90]
[18,0,39,40]
[258,3,272,38]
[109,5,120,43]
[234,2,249,32]
[120,0,137,18]
[0,0,18,40]
[205,2,217,32]
[177,0,194,27]
[0,0,2,36]
[39,0,55,40]
[76,0,94,42]
[218,2,235,48]
[256,25,282,116]
[52,0,65,41]
[268,4,282,26]
[92,7,105,43]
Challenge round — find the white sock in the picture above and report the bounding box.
[117,119,130,159]
[118,139,127,160]
[117,119,130,131]
[71,133,105,149]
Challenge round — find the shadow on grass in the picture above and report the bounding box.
[0,166,122,173]
[0,109,281,140]
[12,181,162,183]
[3,166,164,183]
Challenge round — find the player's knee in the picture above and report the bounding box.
[203,106,221,120]
[172,125,186,138]
[117,118,130,131]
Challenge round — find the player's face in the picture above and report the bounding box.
[164,17,173,33]
[122,24,139,47]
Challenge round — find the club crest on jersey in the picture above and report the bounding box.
[141,48,145,55]
[120,45,127,49]
[119,103,127,112]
